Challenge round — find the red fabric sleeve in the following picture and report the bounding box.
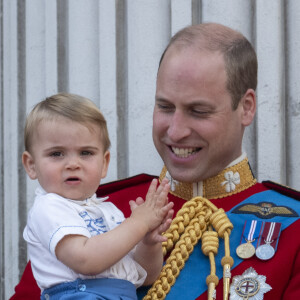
[282,241,300,299]
[10,262,40,300]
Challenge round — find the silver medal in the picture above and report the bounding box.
[256,244,275,260]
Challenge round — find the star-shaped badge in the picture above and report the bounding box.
[230,267,272,299]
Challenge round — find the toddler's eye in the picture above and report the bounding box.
[81,151,93,156]
[50,152,63,157]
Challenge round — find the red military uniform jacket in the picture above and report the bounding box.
[11,157,300,299]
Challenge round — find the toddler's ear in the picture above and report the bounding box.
[22,151,37,180]
[101,150,110,179]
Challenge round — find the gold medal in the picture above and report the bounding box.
[236,240,256,259]
[236,220,263,260]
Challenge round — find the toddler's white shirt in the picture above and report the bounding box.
[23,187,147,291]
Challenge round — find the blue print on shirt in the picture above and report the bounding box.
[79,211,108,236]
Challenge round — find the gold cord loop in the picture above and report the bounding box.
[210,208,233,238]
[143,197,234,300]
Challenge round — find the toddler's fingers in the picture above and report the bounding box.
[154,178,169,195]
[154,235,168,243]
[157,217,173,234]
[161,178,169,185]
[129,200,138,212]
[163,208,174,222]
[159,202,174,219]
[156,183,170,206]
[145,179,158,202]
[135,197,145,206]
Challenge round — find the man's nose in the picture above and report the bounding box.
[167,111,191,142]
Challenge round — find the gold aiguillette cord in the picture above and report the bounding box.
[143,197,234,300]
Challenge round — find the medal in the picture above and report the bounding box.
[230,267,272,300]
[236,220,263,260]
[256,222,281,261]
[256,243,275,260]
[236,241,255,259]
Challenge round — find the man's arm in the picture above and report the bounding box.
[282,244,300,299]
[9,262,40,300]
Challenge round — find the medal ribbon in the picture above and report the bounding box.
[258,222,282,250]
[241,220,263,248]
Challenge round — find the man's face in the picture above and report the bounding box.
[153,47,246,183]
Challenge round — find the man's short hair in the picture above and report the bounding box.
[159,23,258,109]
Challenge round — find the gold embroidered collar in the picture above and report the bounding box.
[159,157,257,200]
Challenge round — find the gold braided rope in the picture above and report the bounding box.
[143,196,233,300]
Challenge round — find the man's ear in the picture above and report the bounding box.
[240,88,256,126]
[101,150,110,179]
[22,151,37,180]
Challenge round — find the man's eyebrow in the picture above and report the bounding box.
[155,97,168,102]
[188,101,215,108]
[155,95,172,103]
[155,97,215,109]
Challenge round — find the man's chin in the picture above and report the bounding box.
[167,167,204,183]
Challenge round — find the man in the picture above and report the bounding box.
[11,23,300,300]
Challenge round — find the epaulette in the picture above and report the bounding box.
[96,173,157,197]
[262,180,300,201]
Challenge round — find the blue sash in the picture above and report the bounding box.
[137,190,300,299]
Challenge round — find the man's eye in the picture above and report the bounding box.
[193,110,205,114]
[191,109,209,117]
[157,104,173,111]
[50,152,63,157]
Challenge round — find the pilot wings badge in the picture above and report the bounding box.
[230,267,271,300]
[231,201,298,219]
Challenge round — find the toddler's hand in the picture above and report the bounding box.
[129,178,173,234]
[142,206,174,245]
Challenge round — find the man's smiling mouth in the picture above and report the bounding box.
[171,147,201,158]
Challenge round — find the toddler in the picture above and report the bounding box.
[22,93,173,300]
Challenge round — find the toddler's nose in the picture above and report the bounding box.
[66,157,80,169]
